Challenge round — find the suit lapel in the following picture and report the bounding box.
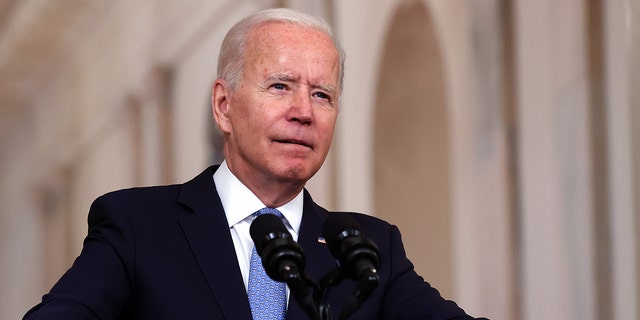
[176,166,253,319]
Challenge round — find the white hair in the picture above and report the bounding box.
[217,8,346,90]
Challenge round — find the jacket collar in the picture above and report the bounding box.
[177,165,253,319]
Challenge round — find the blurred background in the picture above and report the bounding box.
[1,0,638,319]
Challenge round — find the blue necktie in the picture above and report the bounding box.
[248,208,287,320]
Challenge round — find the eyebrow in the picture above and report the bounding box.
[267,73,297,83]
[315,83,338,98]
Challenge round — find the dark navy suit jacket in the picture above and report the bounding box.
[24,166,482,319]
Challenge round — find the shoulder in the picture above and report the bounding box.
[92,184,182,210]
[93,165,218,209]
[86,185,184,227]
[333,211,393,229]
[327,211,399,242]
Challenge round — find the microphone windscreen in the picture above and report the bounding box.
[250,214,288,249]
[323,213,361,239]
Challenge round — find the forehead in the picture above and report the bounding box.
[248,22,332,46]
[244,22,340,78]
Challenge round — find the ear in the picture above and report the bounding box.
[212,79,232,134]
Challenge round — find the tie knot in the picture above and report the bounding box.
[255,207,283,218]
[255,208,282,218]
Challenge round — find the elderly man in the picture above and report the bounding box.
[24,8,484,320]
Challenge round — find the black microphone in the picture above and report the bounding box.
[250,214,305,282]
[322,213,381,282]
[250,214,321,320]
[323,213,381,320]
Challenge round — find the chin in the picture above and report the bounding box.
[277,164,318,183]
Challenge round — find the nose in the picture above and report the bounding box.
[288,89,313,125]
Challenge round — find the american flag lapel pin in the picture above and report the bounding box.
[317,237,326,244]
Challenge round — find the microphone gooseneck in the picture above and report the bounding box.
[249,211,383,320]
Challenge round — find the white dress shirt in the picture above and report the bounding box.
[212,160,304,292]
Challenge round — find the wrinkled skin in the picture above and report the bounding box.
[212,22,340,207]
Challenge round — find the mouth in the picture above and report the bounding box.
[274,139,313,149]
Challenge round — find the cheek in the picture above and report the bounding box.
[231,102,274,144]
[318,114,338,138]
[228,96,257,131]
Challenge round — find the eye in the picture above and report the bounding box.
[271,83,287,90]
[313,91,331,101]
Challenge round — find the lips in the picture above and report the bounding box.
[274,138,312,149]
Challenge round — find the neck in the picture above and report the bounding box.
[249,183,303,208]
[225,162,305,208]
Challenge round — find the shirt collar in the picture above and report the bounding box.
[213,161,303,233]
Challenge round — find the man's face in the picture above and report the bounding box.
[214,22,340,187]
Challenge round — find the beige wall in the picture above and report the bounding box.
[515,1,596,318]
[605,0,640,319]
[1,0,638,319]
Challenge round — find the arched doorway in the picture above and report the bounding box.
[373,0,453,297]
